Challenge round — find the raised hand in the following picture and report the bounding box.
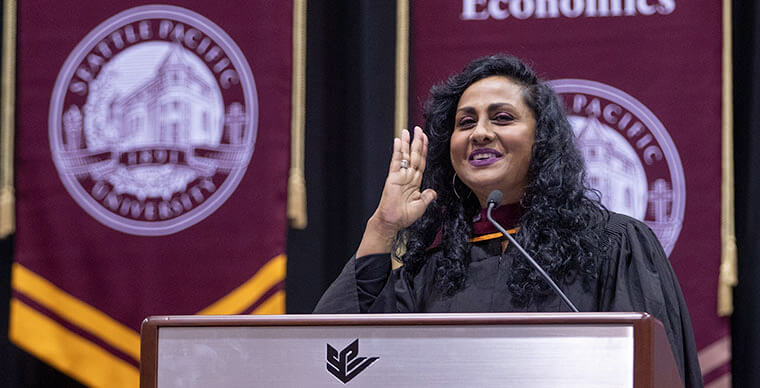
[356,126,437,257]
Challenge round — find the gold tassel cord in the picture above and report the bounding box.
[1,0,17,238]
[287,169,307,229]
[394,0,410,139]
[287,0,308,229]
[0,187,14,237]
[718,0,737,317]
[390,0,410,269]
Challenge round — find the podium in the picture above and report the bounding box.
[140,312,683,387]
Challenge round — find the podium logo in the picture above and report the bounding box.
[48,5,258,236]
[326,339,379,384]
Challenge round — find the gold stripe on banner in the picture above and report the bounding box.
[698,335,731,377]
[11,263,140,361]
[394,0,409,138]
[288,0,308,229]
[718,0,737,316]
[705,374,731,388]
[9,298,139,388]
[198,254,286,315]
[252,290,286,315]
[0,0,17,238]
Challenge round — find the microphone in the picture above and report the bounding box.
[486,190,579,312]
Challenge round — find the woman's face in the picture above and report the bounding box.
[450,76,536,207]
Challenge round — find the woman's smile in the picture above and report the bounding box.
[468,148,504,167]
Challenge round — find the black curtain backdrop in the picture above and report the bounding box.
[284,0,397,314]
[0,1,758,387]
[731,0,760,386]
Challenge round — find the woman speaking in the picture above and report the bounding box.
[314,54,702,387]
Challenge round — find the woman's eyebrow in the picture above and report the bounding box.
[487,102,517,111]
[456,102,519,115]
[455,106,476,115]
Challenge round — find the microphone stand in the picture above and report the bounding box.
[486,200,579,313]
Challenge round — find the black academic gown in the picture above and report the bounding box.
[314,212,703,388]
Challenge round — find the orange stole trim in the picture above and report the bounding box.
[469,227,519,243]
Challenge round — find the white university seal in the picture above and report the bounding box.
[548,79,685,255]
[49,5,258,236]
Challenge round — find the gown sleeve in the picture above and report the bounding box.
[313,253,417,314]
[312,254,366,313]
[599,214,703,388]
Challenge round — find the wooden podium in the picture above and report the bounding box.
[140,312,683,387]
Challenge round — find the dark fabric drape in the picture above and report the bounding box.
[285,0,396,314]
[731,1,760,386]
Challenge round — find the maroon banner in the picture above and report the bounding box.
[411,1,727,384]
[11,1,293,386]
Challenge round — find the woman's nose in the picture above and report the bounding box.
[470,122,494,144]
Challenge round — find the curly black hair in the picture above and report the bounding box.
[395,54,609,307]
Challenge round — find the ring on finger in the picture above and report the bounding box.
[400,159,409,169]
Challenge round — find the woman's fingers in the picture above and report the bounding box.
[410,127,428,187]
[387,129,411,179]
[421,130,429,168]
[409,126,422,171]
[389,137,402,174]
[406,188,436,222]
[374,126,434,230]
[392,128,417,181]
[388,126,428,190]
[420,188,437,206]
[400,128,411,165]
